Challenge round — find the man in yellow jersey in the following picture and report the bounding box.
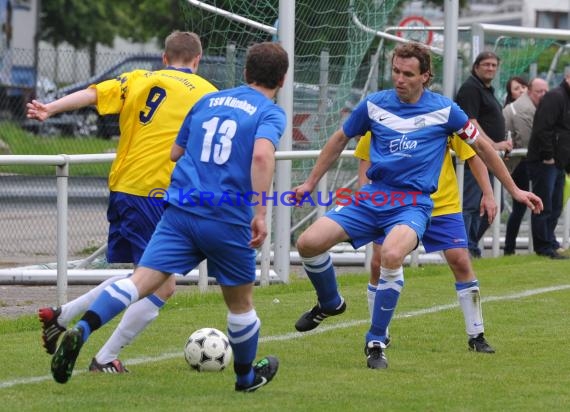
[355,132,498,353]
[27,31,218,372]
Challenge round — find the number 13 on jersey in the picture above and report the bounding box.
[200,117,237,165]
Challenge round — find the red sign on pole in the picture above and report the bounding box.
[396,16,433,46]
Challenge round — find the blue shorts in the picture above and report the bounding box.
[374,212,467,253]
[107,192,165,264]
[139,206,256,286]
[326,183,433,249]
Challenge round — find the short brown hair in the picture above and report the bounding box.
[164,31,202,64]
[391,42,434,86]
[245,42,289,89]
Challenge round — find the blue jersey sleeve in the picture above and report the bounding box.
[342,99,370,138]
[255,105,286,148]
[448,102,469,134]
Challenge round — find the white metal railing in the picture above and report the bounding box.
[1,150,569,304]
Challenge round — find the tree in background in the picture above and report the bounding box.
[41,0,121,76]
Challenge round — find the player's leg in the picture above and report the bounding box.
[294,216,350,332]
[444,248,495,353]
[51,267,169,383]
[366,224,418,369]
[367,242,382,317]
[87,192,171,371]
[365,241,390,345]
[425,213,495,353]
[90,274,177,372]
[51,206,194,383]
[296,199,382,332]
[39,274,127,355]
[204,219,277,392]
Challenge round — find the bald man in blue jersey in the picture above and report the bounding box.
[290,42,543,369]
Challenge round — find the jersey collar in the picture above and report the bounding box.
[165,66,193,74]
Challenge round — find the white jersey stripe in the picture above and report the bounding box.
[367,101,452,134]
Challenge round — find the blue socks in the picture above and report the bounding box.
[227,310,260,387]
[367,266,404,344]
[77,277,139,343]
[302,253,342,310]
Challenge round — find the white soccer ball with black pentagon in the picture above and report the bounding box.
[184,327,233,372]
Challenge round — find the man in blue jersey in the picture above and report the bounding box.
[49,42,289,392]
[290,42,543,369]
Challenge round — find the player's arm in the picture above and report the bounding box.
[358,159,371,188]
[292,128,350,202]
[470,118,512,153]
[470,133,542,213]
[26,87,97,121]
[466,155,497,223]
[171,110,193,162]
[171,143,184,162]
[249,138,276,248]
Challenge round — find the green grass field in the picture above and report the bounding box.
[1,255,569,411]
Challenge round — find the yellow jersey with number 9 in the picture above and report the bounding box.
[93,68,217,196]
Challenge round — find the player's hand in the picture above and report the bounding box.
[26,100,50,121]
[512,189,543,214]
[479,192,498,224]
[249,215,268,248]
[288,182,314,207]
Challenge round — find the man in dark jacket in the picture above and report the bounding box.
[455,51,513,258]
[526,68,570,259]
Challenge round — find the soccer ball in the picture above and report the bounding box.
[184,327,233,372]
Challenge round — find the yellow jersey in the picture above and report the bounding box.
[94,68,217,196]
[354,132,476,216]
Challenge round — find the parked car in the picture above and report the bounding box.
[27,54,235,138]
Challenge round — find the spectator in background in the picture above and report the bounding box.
[503,78,549,255]
[455,51,512,258]
[526,68,570,260]
[504,76,528,107]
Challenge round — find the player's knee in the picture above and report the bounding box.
[296,232,320,258]
[381,248,405,268]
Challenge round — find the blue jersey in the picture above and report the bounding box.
[168,85,286,226]
[343,89,471,194]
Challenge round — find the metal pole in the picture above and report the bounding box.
[562,199,570,249]
[56,158,69,305]
[259,182,274,286]
[225,43,236,88]
[316,173,328,219]
[442,0,459,99]
[198,260,208,292]
[443,2,464,237]
[273,1,295,283]
[318,50,329,142]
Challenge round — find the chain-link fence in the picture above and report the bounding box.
[0,48,151,266]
